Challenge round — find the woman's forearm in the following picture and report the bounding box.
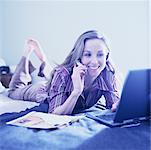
[52,91,81,115]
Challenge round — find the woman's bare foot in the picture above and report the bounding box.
[23,40,34,57]
[26,39,46,62]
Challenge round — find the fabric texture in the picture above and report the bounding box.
[0,106,150,150]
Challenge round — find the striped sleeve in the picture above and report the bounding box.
[47,68,69,113]
[103,72,120,109]
[103,91,120,109]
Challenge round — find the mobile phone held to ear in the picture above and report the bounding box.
[76,59,84,66]
[75,60,88,78]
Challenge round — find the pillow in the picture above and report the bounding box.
[0,82,5,93]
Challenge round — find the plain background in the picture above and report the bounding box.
[0,0,150,79]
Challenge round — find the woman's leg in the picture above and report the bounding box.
[9,38,50,89]
[8,39,49,103]
[28,39,53,80]
[27,39,46,62]
[8,41,36,100]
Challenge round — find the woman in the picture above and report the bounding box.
[8,30,121,115]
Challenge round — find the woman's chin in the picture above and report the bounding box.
[88,68,102,77]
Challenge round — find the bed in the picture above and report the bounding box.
[0,90,150,150]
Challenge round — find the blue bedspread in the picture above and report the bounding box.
[0,104,150,150]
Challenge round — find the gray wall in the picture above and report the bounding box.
[1,0,150,77]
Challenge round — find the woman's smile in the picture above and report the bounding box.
[88,66,100,72]
[87,65,100,70]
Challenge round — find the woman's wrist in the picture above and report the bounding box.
[72,90,82,97]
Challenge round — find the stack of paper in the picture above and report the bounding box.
[6,111,84,129]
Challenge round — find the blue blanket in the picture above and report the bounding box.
[0,104,150,150]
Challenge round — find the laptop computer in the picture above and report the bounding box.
[86,69,151,127]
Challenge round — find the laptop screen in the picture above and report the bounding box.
[114,69,150,123]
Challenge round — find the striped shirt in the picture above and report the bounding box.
[46,66,120,114]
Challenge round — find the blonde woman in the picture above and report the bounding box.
[8,30,121,115]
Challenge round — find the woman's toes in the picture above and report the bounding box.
[25,38,45,62]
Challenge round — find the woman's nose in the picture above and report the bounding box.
[90,57,98,64]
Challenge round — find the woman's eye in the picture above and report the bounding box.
[97,53,104,57]
[83,53,91,57]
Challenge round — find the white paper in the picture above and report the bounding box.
[6,111,84,129]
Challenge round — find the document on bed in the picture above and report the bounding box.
[6,111,84,129]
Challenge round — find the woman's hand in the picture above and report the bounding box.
[111,101,119,112]
[71,62,87,95]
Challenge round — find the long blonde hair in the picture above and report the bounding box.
[59,30,115,72]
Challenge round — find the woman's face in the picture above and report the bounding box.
[81,38,108,78]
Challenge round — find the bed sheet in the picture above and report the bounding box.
[0,91,39,115]
[0,105,108,150]
[0,91,108,150]
[0,91,150,150]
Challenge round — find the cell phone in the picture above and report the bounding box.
[76,59,85,66]
[75,60,88,78]
[76,61,82,66]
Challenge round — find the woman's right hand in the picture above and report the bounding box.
[71,62,87,95]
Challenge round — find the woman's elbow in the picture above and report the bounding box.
[51,106,72,115]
